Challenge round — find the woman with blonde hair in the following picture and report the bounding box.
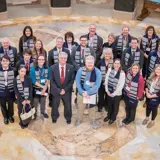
[142,65,160,128]
[123,64,144,125]
[103,33,116,59]
[32,39,47,62]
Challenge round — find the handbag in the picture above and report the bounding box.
[20,104,36,125]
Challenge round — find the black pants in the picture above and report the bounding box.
[124,96,138,121]
[107,95,121,121]
[49,93,52,107]
[74,88,78,104]
[0,98,14,119]
[17,101,23,125]
[142,57,148,78]
[146,106,158,121]
[115,50,122,59]
[51,92,72,121]
[98,84,108,111]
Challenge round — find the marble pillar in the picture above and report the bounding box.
[50,0,72,16]
[112,0,138,20]
[0,0,8,21]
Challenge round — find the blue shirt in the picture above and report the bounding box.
[76,67,102,95]
[30,65,50,85]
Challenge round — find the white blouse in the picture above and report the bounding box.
[105,68,126,96]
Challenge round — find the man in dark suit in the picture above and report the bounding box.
[0,37,18,68]
[48,36,72,107]
[48,36,72,66]
[50,52,75,124]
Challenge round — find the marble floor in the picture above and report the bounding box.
[0,14,160,160]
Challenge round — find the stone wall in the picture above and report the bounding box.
[7,0,41,5]
[76,0,114,5]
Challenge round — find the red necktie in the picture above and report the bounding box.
[61,66,65,84]
[26,63,29,72]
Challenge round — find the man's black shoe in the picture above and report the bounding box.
[104,116,110,122]
[4,118,9,125]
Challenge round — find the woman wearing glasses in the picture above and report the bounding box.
[30,55,50,119]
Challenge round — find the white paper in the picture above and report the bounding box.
[83,94,96,105]
[36,91,48,96]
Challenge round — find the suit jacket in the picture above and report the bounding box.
[50,63,75,96]
[48,47,72,66]
[121,47,144,73]
[84,33,103,63]
[18,36,36,56]
[115,34,133,54]
[14,76,33,103]
[0,46,18,68]
[15,58,33,76]
[71,45,96,71]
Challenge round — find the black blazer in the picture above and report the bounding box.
[48,47,72,66]
[50,63,75,96]
[13,76,33,103]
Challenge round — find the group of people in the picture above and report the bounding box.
[0,24,159,129]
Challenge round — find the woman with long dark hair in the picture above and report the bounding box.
[14,66,33,129]
[19,26,36,56]
[32,39,47,62]
[104,59,125,124]
[142,65,160,128]
[30,55,50,119]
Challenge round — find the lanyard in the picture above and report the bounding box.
[147,38,152,47]
[39,68,45,78]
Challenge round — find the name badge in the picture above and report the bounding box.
[146,47,151,52]
[86,81,90,86]
[126,86,130,92]
[41,79,45,83]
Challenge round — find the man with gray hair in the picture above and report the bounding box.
[84,24,103,64]
[50,52,75,124]
[75,55,102,128]
[48,36,72,66]
[0,38,18,68]
[115,26,133,59]
[48,36,72,107]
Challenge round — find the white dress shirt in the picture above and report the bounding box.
[57,48,62,53]
[3,67,9,86]
[105,68,126,96]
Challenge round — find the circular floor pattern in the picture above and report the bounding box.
[0,15,160,160]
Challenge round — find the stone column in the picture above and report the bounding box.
[112,0,138,20]
[0,0,8,21]
[50,0,71,16]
